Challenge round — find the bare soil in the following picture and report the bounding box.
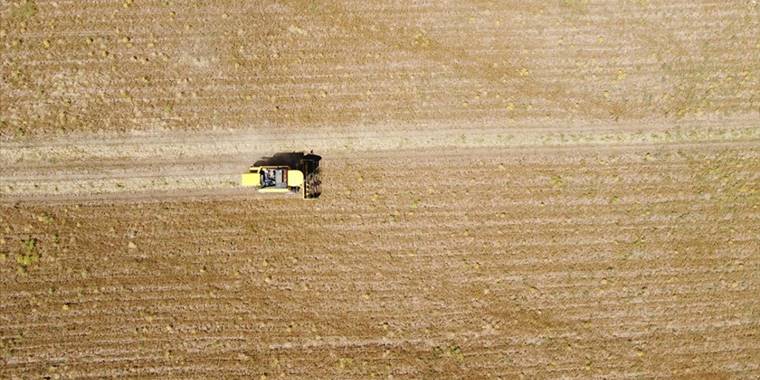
[1,0,759,378]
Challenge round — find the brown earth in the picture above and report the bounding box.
[1,0,760,378]
[2,0,759,137]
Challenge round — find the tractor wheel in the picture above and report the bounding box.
[304,171,321,198]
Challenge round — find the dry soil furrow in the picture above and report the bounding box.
[2,0,760,377]
[3,139,759,377]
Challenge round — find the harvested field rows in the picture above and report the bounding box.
[2,143,760,378]
[1,0,760,378]
[2,1,759,136]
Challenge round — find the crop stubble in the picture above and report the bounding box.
[1,0,759,378]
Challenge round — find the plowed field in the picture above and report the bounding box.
[1,0,759,378]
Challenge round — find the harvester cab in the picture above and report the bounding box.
[241,152,322,199]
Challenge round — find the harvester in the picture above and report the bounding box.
[241,152,322,199]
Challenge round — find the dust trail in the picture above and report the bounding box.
[1,119,758,202]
